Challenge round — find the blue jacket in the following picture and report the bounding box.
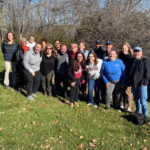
[101,58,126,85]
[1,40,19,62]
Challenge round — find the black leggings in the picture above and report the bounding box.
[23,70,41,95]
[70,78,80,103]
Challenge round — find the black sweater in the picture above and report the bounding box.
[127,56,150,88]
[118,52,134,77]
[40,54,56,76]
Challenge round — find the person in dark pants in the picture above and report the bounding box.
[16,38,29,93]
[127,47,150,117]
[23,43,42,100]
[55,44,69,97]
[68,52,86,108]
[40,43,57,97]
[1,32,19,89]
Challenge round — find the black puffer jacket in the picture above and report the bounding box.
[127,56,150,88]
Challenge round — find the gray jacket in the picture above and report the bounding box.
[23,49,42,72]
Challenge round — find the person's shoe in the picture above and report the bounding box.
[104,107,109,111]
[70,103,74,108]
[44,91,47,96]
[32,93,37,97]
[87,103,92,106]
[94,105,98,108]
[17,88,22,93]
[3,85,8,89]
[48,92,52,97]
[120,106,124,109]
[125,108,131,112]
[27,95,34,100]
[74,102,79,107]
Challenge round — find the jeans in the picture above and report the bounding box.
[131,85,148,117]
[88,78,101,105]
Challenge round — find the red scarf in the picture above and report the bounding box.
[22,45,29,53]
[67,50,79,61]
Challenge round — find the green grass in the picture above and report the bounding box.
[0,50,150,150]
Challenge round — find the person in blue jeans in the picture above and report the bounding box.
[127,47,150,117]
[86,52,103,108]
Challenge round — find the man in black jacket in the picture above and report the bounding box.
[128,47,150,117]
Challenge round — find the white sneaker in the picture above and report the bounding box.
[32,93,37,97]
[125,108,131,112]
[120,106,124,109]
[87,103,92,106]
[94,105,98,108]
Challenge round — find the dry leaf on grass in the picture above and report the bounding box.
[141,147,147,150]
[73,132,77,135]
[38,114,42,116]
[78,143,83,149]
[0,127,2,130]
[31,121,36,125]
[79,136,84,139]
[89,143,95,147]
[92,139,97,144]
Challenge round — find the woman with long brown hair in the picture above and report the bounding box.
[68,52,86,108]
[40,43,57,97]
[1,32,19,89]
[86,52,103,108]
[118,42,134,112]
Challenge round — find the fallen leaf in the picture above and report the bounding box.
[0,127,2,130]
[92,139,97,144]
[28,133,34,136]
[53,140,57,144]
[58,136,62,138]
[101,142,104,146]
[46,145,50,148]
[7,132,10,134]
[61,141,65,144]
[141,147,147,150]
[73,132,77,135]
[70,129,73,132]
[31,121,36,125]
[78,143,83,149]
[79,136,84,139]
[61,113,64,116]
[38,114,42,116]
[89,143,95,147]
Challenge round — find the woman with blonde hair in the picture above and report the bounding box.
[118,42,134,112]
[40,43,57,97]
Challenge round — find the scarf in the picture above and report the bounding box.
[22,45,29,53]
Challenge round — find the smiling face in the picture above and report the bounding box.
[106,44,113,53]
[71,44,78,52]
[134,50,143,60]
[55,40,60,50]
[77,53,83,62]
[29,36,35,44]
[109,51,117,61]
[88,53,95,63]
[60,45,67,54]
[21,39,27,46]
[122,45,129,55]
[7,33,13,41]
[46,46,52,55]
[34,44,42,54]
[79,43,85,51]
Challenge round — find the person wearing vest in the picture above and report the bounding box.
[1,32,19,89]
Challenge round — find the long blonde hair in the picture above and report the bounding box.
[44,43,57,58]
[122,42,133,55]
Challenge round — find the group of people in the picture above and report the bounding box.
[1,32,150,117]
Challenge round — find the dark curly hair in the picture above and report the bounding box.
[5,32,18,43]
[72,52,86,72]
[40,38,48,44]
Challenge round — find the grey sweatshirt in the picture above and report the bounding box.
[56,50,69,75]
[23,49,42,73]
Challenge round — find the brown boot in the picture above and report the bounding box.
[48,92,52,97]
[44,91,47,96]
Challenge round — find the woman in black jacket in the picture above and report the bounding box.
[68,52,86,108]
[1,32,19,89]
[118,42,134,112]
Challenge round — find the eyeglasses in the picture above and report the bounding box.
[77,56,83,58]
[47,48,52,49]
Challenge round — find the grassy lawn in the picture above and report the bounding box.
[0,50,150,150]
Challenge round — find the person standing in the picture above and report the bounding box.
[16,38,29,93]
[40,38,48,56]
[86,52,103,108]
[23,43,42,100]
[79,42,89,59]
[55,44,69,97]
[92,40,104,59]
[127,47,150,117]
[1,32,19,89]
[68,43,79,61]
[118,42,134,112]
[40,43,57,97]
[27,35,36,51]
[54,39,61,51]
[68,52,86,108]
[101,50,126,111]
